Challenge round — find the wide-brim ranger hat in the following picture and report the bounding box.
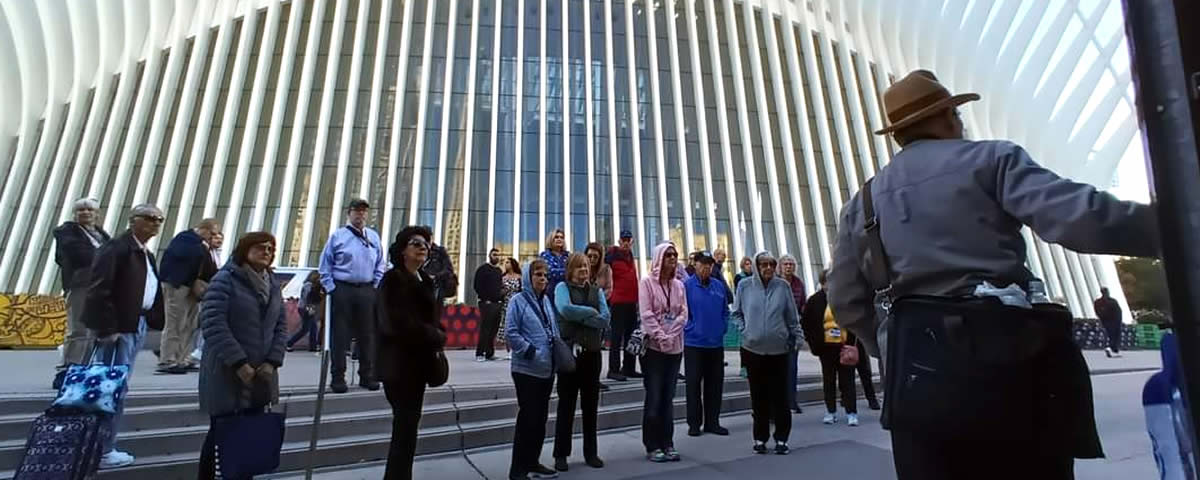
[875,70,980,135]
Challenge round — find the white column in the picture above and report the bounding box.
[604,0,621,245]
[824,0,877,180]
[433,0,462,242]
[624,0,649,269]
[794,10,843,217]
[407,0,440,226]
[665,0,695,252]
[202,0,261,221]
[537,0,548,242]
[645,0,671,248]
[683,0,717,252]
[583,0,596,239]
[252,0,306,232]
[329,0,373,235]
[813,29,861,194]
[560,0,571,244]
[297,0,351,267]
[512,0,526,254]
[358,0,394,198]
[739,0,789,257]
[455,0,483,300]
[382,0,418,248]
[720,0,764,251]
[701,0,742,262]
[484,0,504,252]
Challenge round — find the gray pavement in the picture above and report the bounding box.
[277,370,1160,480]
[0,347,1158,396]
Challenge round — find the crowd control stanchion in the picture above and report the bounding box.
[305,297,333,480]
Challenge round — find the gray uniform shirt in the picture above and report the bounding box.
[828,139,1158,356]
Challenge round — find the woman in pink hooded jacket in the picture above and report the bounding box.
[639,242,689,463]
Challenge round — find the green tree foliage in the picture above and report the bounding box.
[1115,257,1171,314]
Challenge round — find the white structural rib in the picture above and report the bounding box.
[814,27,862,194]
[604,0,621,247]
[720,0,764,252]
[738,0,788,258]
[583,0,597,238]
[455,0,484,300]
[169,0,239,241]
[701,0,742,262]
[251,0,305,232]
[483,0,504,252]
[407,0,437,227]
[329,0,373,235]
[512,0,526,254]
[226,0,283,244]
[358,0,393,198]
[665,0,695,253]
[297,0,350,267]
[381,0,416,247]
[645,0,671,248]
[560,0,571,244]
[275,0,328,264]
[623,0,648,269]
[824,0,876,180]
[537,0,547,242]
[203,0,259,221]
[85,0,142,212]
[433,0,461,243]
[779,4,831,265]
[794,7,843,218]
[683,0,718,252]
[760,3,814,285]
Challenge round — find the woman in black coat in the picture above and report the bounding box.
[197,232,287,479]
[376,226,447,480]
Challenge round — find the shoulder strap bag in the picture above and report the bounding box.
[521,293,576,374]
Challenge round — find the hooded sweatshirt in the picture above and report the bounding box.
[732,251,801,356]
[638,242,689,355]
[504,263,561,379]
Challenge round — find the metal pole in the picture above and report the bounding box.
[305,290,332,479]
[1122,0,1200,457]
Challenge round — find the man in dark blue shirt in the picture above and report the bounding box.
[156,218,220,374]
[319,198,387,393]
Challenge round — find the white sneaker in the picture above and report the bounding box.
[847,414,860,427]
[1105,347,1113,358]
[475,356,486,363]
[823,413,837,425]
[100,450,135,469]
[190,349,202,362]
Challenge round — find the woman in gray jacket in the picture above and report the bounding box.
[732,251,801,456]
[196,232,288,479]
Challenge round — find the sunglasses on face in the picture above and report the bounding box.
[137,215,165,223]
[408,238,429,248]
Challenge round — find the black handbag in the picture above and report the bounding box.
[861,179,1102,455]
[427,351,450,387]
[211,408,285,478]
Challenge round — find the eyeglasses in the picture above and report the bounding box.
[531,271,547,278]
[407,238,429,248]
[252,244,276,254]
[136,215,165,223]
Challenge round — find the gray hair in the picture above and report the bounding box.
[128,204,162,224]
[778,254,797,265]
[73,198,100,211]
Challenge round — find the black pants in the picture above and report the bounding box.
[554,350,602,459]
[741,349,791,443]
[854,341,877,400]
[511,372,555,477]
[331,282,375,382]
[1104,322,1122,353]
[475,301,502,359]
[891,430,1074,480]
[383,377,427,480]
[197,407,265,480]
[685,346,725,431]
[641,349,682,452]
[609,303,640,375]
[287,308,319,349]
[819,353,857,414]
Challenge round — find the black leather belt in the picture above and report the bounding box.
[335,280,373,288]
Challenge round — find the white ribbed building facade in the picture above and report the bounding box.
[0,0,1137,313]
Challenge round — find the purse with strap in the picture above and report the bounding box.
[520,294,576,374]
[862,179,1101,456]
[51,341,129,415]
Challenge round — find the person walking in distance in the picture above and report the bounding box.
[376,226,448,480]
[318,198,386,394]
[829,70,1159,478]
[499,258,523,359]
[156,218,221,374]
[778,255,807,414]
[683,251,730,437]
[584,242,612,292]
[734,251,802,455]
[475,248,506,362]
[605,230,641,381]
[1095,287,1125,358]
[800,270,860,427]
[84,204,168,469]
[196,232,287,479]
[540,229,570,301]
[52,198,112,390]
[505,258,561,480]
[552,253,610,472]
[191,231,225,364]
[639,242,688,463]
[733,256,754,291]
[287,270,324,352]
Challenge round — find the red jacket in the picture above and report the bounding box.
[606,246,639,304]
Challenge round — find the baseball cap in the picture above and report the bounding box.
[347,198,370,210]
[620,230,634,239]
[693,250,716,264]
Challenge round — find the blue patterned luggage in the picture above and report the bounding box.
[14,411,111,480]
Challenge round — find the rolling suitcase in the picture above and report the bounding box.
[14,411,111,480]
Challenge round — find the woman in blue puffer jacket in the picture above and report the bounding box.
[505,258,561,480]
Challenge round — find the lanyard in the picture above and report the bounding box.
[659,282,672,312]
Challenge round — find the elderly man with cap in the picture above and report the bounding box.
[605,230,641,381]
[84,203,168,468]
[828,70,1158,478]
[319,198,387,394]
[683,250,730,437]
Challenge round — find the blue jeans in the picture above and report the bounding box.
[92,317,147,454]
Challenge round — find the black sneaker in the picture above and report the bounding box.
[286,345,295,352]
[165,365,189,375]
[704,426,730,436]
[331,381,349,394]
[687,426,702,437]
[528,464,558,478]
[554,457,568,472]
[868,398,881,410]
[509,474,531,480]
[584,456,604,468]
[665,447,681,462]
[753,442,768,454]
[598,383,610,392]
[791,404,803,414]
[625,370,644,379]
[775,443,790,455]
[360,380,381,391]
[607,372,627,382]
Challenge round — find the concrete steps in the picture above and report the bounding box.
[0,375,836,479]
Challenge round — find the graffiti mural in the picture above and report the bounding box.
[0,295,68,348]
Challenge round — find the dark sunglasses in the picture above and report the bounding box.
[136,215,165,223]
[408,238,429,248]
